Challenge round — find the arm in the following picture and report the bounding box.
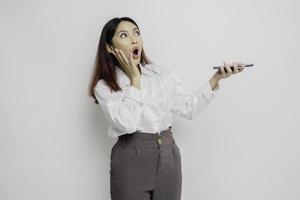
[94,80,144,133]
[166,69,220,120]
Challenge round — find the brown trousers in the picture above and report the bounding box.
[110,126,182,200]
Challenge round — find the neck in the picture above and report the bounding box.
[137,64,142,75]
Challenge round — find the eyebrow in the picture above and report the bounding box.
[117,27,139,35]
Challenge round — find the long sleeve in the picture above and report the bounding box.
[94,80,144,133]
[166,69,220,120]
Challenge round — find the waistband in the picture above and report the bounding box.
[117,126,175,147]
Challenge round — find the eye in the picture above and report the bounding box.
[135,30,140,36]
[120,33,127,38]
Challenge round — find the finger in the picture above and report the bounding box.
[109,47,115,55]
[223,61,228,74]
[129,52,135,67]
[220,66,226,78]
[224,61,231,74]
[220,61,226,79]
[128,52,134,67]
[111,49,116,56]
[233,63,239,74]
[225,65,232,75]
[235,61,244,72]
[119,49,129,65]
[224,61,232,68]
[111,48,118,58]
[239,66,245,72]
[110,50,117,58]
[223,61,227,69]
[113,49,121,62]
[112,49,120,61]
[240,61,246,70]
[116,49,126,66]
[115,49,124,63]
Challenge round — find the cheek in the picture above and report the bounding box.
[114,44,130,56]
[138,38,143,45]
[112,38,128,49]
[120,47,131,58]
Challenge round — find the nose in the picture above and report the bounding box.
[130,35,138,45]
[132,39,138,45]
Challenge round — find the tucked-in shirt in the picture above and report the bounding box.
[94,63,220,139]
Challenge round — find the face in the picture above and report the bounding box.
[107,21,143,66]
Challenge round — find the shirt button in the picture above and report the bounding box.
[157,138,162,144]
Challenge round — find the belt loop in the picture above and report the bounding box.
[170,132,175,143]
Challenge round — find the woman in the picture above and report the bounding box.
[88,17,245,200]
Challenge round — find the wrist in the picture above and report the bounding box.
[211,75,221,82]
[130,77,141,89]
[209,77,220,91]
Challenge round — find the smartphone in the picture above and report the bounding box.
[213,64,254,71]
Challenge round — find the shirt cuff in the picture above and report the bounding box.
[123,85,145,104]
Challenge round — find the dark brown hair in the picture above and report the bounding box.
[88,17,152,104]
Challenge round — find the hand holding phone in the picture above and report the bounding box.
[213,63,254,72]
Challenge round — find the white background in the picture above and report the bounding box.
[1,0,299,199]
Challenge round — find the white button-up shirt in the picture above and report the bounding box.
[94,63,220,139]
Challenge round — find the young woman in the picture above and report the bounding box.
[89,17,245,200]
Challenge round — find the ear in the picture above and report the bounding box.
[106,43,114,53]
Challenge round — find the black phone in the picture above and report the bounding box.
[213,64,254,71]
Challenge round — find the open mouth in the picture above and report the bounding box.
[132,47,140,58]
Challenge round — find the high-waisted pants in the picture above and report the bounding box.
[110,126,182,200]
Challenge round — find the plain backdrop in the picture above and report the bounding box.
[1,0,299,199]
